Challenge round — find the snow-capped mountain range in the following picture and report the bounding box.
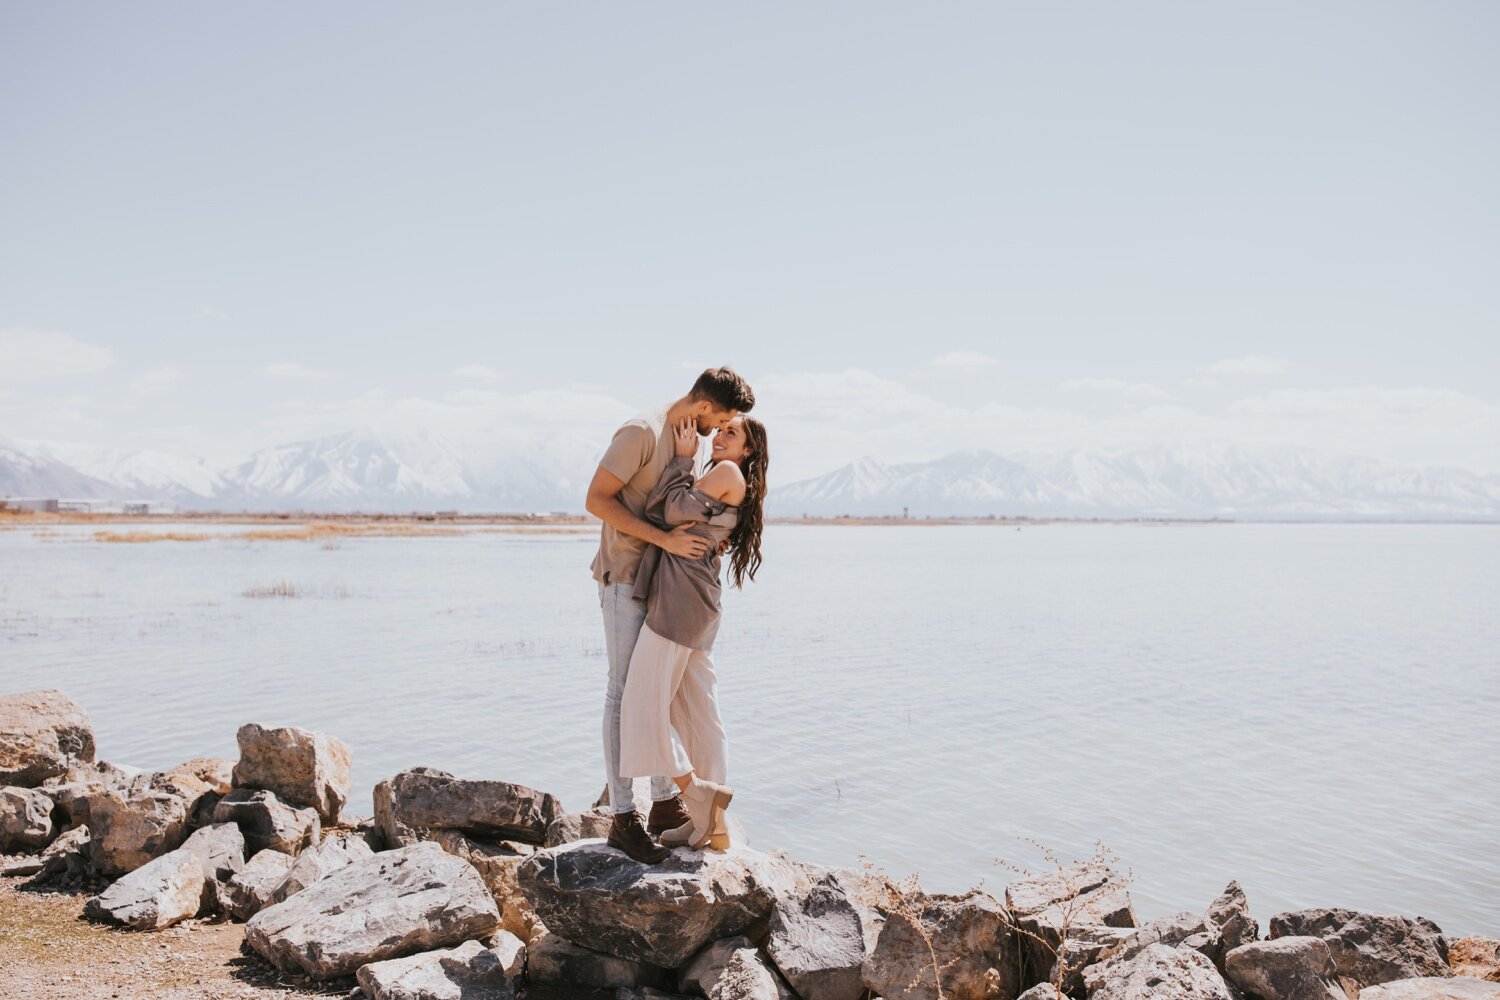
[3,432,1499,519]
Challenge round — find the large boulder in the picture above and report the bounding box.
[390,767,563,845]
[84,847,207,930]
[41,760,137,829]
[1086,912,1222,993]
[679,937,794,1000]
[766,866,885,1000]
[356,938,519,1000]
[425,829,540,942]
[861,888,1020,1000]
[1450,939,1500,983]
[178,822,245,912]
[1225,937,1349,1000]
[529,931,669,990]
[1004,858,1136,984]
[1208,881,1260,954]
[0,785,55,851]
[245,841,500,980]
[217,848,295,921]
[374,777,421,850]
[1271,909,1451,997]
[544,808,614,848]
[212,788,320,856]
[88,787,192,875]
[1357,980,1500,999]
[232,723,352,825]
[0,690,95,786]
[270,830,375,904]
[518,840,797,968]
[1088,943,1234,1000]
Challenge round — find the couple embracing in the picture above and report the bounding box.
[584,367,767,864]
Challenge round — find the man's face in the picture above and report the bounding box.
[695,406,738,436]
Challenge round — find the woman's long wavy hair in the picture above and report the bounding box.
[724,417,767,588]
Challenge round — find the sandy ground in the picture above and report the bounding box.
[0,875,352,1000]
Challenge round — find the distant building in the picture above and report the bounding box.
[1,498,60,512]
[58,498,120,513]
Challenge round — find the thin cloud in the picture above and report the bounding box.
[929,350,1000,369]
[130,366,185,395]
[1060,377,1171,401]
[451,364,502,383]
[263,362,332,381]
[0,327,113,380]
[1205,355,1288,376]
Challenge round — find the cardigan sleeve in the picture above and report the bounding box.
[641,456,710,528]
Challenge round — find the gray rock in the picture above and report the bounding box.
[679,939,793,1000]
[232,722,352,825]
[88,787,192,875]
[1,856,44,876]
[425,829,540,942]
[0,785,55,851]
[1357,980,1500,999]
[1449,937,1500,983]
[1271,909,1452,996]
[767,867,885,1000]
[618,990,694,1000]
[1089,943,1235,1000]
[530,932,669,989]
[375,777,422,850]
[218,847,295,920]
[213,788,320,856]
[1016,987,1063,1000]
[40,760,136,829]
[545,809,615,848]
[861,888,1020,1000]
[391,767,564,845]
[356,938,518,1000]
[488,929,526,978]
[39,824,90,876]
[84,847,207,930]
[245,841,500,979]
[0,689,95,786]
[1087,912,1222,993]
[1046,923,1135,996]
[1004,859,1135,986]
[178,822,246,912]
[1225,937,1349,1000]
[270,829,375,903]
[518,840,798,968]
[1209,882,1260,954]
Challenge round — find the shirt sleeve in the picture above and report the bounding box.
[644,456,713,527]
[598,422,655,485]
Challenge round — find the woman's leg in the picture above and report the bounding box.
[618,626,696,780]
[670,648,728,785]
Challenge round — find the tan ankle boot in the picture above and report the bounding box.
[679,776,733,850]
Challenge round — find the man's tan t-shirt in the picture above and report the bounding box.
[591,408,673,586]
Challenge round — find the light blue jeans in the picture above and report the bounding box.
[600,582,677,814]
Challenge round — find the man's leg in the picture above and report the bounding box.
[601,583,680,813]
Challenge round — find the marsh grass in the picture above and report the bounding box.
[995,839,1133,999]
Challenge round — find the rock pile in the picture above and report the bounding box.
[3,687,1497,1000]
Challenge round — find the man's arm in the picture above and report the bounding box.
[585,466,709,559]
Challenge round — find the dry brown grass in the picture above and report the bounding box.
[241,581,300,598]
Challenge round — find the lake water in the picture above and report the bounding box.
[2,521,1497,936]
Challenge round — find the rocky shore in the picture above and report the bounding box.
[2,689,1496,1000]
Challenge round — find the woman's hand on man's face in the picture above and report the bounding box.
[673,416,698,458]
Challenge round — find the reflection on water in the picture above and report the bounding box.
[2,522,1497,934]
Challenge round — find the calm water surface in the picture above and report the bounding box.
[2,522,1496,935]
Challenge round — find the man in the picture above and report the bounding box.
[585,366,756,863]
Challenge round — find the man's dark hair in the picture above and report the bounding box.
[690,367,755,413]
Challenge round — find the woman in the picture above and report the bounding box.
[617,412,768,851]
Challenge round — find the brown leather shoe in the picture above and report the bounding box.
[647,795,691,837]
[606,811,670,864]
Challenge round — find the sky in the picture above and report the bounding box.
[2,2,1497,483]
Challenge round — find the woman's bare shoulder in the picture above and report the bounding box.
[697,461,746,502]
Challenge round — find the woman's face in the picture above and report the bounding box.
[711,416,752,465]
